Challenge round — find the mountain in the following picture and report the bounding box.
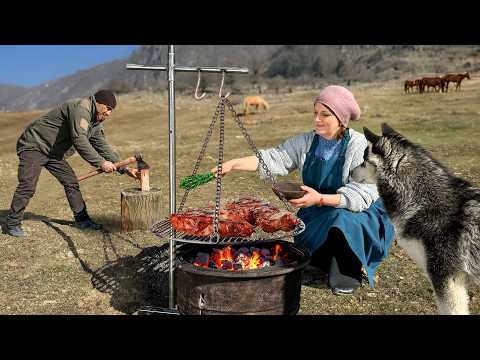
[0,84,29,111]
[1,45,479,112]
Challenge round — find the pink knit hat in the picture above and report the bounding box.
[314,85,361,127]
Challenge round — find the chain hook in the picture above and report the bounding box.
[194,69,206,100]
[224,98,295,213]
[218,70,231,99]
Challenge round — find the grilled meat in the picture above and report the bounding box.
[170,208,254,237]
[171,197,299,237]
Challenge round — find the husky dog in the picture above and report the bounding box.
[351,123,480,315]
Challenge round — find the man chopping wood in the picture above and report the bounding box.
[2,90,138,237]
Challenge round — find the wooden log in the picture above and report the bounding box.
[139,168,150,192]
[121,187,162,233]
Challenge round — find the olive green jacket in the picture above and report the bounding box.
[16,96,120,168]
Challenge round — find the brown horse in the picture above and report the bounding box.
[420,77,443,93]
[443,72,471,92]
[243,96,270,114]
[404,80,416,93]
[414,79,423,93]
[441,74,454,92]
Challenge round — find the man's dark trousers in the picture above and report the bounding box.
[6,150,87,228]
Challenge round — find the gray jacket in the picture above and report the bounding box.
[258,128,379,212]
[16,96,120,168]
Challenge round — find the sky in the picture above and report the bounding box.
[0,45,139,87]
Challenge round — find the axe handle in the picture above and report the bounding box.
[77,156,137,182]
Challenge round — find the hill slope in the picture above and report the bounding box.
[1,45,479,112]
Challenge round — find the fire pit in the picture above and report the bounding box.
[175,240,310,315]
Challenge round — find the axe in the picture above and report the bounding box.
[77,152,149,182]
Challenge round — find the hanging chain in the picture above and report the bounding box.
[212,97,226,242]
[178,100,222,212]
[224,98,295,212]
[179,95,295,225]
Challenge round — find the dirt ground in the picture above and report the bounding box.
[2,77,480,315]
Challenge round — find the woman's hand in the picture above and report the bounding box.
[210,156,259,176]
[211,159,235,176]
[289,185,323,208]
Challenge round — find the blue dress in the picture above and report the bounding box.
[294,131,395,287]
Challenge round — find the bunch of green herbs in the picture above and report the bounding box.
[180,172,215,190]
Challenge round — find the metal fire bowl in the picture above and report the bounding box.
[175,240,310,315]
[175,240,310,278]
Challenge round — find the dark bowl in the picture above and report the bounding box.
[272,181,307,200]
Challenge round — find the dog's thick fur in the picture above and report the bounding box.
[352,123,480,314]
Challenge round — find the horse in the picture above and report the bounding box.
[243,96,270,114]
[420,77,443,93]
[443,72,471,92]
[441,74,455,92]
[404,80,416,93]
[414,79,423,93]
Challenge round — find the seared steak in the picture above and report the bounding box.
[171,197,299,237]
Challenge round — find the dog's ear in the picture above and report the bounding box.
[381,123,397,137]
[363,127,381,144]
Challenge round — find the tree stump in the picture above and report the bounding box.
[121,187,162,233]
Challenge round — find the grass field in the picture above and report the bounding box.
[1,76,480,315]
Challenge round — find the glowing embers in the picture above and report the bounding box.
[192,243,290,271]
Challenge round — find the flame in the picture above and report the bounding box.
[237,253,250,270]
[250,249,262,269]
[211,246,235,270]
[223,246,234,261]
[194,243,289,271]
[271,243,283,262]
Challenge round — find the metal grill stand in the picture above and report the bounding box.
[126,45,249,312]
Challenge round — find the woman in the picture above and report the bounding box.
[212,85,395,296]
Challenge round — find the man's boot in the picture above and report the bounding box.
[74,209,103,230]
[75,219,103,230]
[2,224,26,237]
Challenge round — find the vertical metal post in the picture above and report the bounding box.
[126,49,248,314]
[168,45,176,308]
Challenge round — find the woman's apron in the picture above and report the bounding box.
[294,132,395,287]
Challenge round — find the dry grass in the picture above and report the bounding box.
[1,76,480,315]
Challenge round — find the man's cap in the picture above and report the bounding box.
[94,90,117,109]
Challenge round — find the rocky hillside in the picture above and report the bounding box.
[1,45,479,112]
[0,85,29,111]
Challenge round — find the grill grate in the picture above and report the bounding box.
[151,218,305,245]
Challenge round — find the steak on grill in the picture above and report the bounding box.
[255,210,299,233]
[170,208,254,237]
[224,197,267,224]
[226,197,299,232]
[170,197,299,237]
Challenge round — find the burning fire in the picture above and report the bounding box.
[193,243,291,271]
